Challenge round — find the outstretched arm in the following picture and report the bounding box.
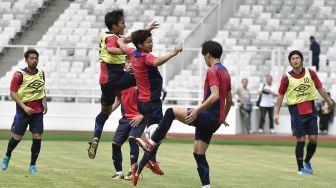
[152,44,183,67]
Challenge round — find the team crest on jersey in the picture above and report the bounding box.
[28,80,44,89]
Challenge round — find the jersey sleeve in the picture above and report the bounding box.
[308,69,322,89]
[126,48,135,57]
[144,53,157,66]
[207,69,219,86]
[278,74,289,95]
[10,72,23,92]
[105,35,119,48]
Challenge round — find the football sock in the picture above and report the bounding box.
[193,153,210,186]
[295,141,305,171]
[30,139,41,166]
[151,108,175,143]
[129,138,139,165]
[138,145,159,175]
[112,143,122,172]
[93,112,109,139]
[304,142,317,163]
[6,137,20,157]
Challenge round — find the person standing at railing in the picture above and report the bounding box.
[236,78,253,134]
[1,49,47,175]
[309,36,320,72]
[274,50,333,176]
[87,9,158,159]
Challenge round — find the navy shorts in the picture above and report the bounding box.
[188,108,220,144]
[288,106,318,136]
[138,100,163,127]
[113,118,146,144]
[11,112,44,136]
[100,68,136,106]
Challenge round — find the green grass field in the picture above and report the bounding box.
[1,134,336,188]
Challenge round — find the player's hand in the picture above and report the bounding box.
[130,115,144,127]
[327,101,334,111]
[274,114,279,125]
[145,21,159,31]
[23,106,35,116]
[185,108,198,124]
[174,44,183,54]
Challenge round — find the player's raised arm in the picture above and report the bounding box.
[152,44,183,67]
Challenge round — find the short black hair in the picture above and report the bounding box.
[310,36,315,40]
[201,41,222,59]
[131,30,152,49]
[288,50,303,62]
[105,9,124,30]
[24,49,39,60]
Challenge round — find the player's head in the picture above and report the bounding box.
[24,49,39,68]
[105,9,125,34]
[201,41,222,66]
[131,30,153,52]
[288,50,303,68]
[124,56,133,72]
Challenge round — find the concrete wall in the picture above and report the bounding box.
[1,101,334,135]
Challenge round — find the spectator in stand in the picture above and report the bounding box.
[317,92,335,134]
[309,36,320,72]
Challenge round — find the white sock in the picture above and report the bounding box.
[116,171,123,176]
[202,184,210,188]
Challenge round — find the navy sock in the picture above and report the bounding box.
[295,141,305,171]
[304,142,317,163]
[30,139,41,166]
[93,112,109,139]
[151,108,175,143]
[6,137,20,157]
[112,143,122,172]
[129,138,139,166]
[193,153,210,186]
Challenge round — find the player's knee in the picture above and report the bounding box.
[101,106,112,116]
[12,134,22,141]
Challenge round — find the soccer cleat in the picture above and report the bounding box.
[297,168,309,176]
[131,163,140,186]
[124,171,132,180]
[135,138,154,152]
[29,165,39,175]
[1,155,10,170]
[258,129,263,134]
[145,160,164,175]
[88,137,99,159]
[112,173,124,180]
[305,162,313,174]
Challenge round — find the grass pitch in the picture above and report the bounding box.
[0,137,335,188]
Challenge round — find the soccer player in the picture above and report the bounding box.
[111,60,146,180]
[88,9,158,159]
[118,30,183,186]
[274,50,334,175]
[135,41,233,187]
[1,49,47,175]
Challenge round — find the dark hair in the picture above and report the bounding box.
[310,36,315,40]
[105,9,124,30]
[288,50,303,62]
[131,30,152,49]
[201,41,222,59]
[24,49,39,60]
